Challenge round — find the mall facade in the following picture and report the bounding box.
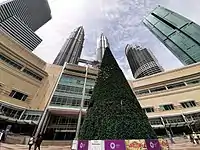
[1,29,200,141]
[129,63,200,136]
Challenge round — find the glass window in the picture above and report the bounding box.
[181,101,196,108]
[21,114,26,120]
[150,86,166,93]
[155,21,174,36]
[169,31,195,50]
[166,82,186,89]
[153,7,169,18]
[159,104,174,111]
[23,68,43,81]
[26,115,32,120]
[149,118,162,125]
[135,89,149,95]
[164,39,195,65]
[164,12,189,28]
[186,78,200,85]
[143,107,154,113]
[9,90,28,101]
[191,113,200,120]
[181,23,200,44]
[146,14,159,25]
[0,53,23,70]
[151,27,167,40]
[164,116,184,124]
[34,115,40,121]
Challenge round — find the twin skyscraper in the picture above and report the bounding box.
[53,27,110,67]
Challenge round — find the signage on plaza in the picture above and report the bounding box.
[78,140,89,150]
[89,140,104,150]
[105,140,126,150]
[72,138,169,150]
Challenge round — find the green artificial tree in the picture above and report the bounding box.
[79,47,157,140]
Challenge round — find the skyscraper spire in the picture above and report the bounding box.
[53,26,84,66]
[96,33,110,62]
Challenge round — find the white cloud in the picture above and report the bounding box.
[33,0,200,79]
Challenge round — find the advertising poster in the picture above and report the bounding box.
[158,139,169,150]
[71,140,78,150]
[88,140,104,150]
[125,139,146,150]
[105,140,126,150]
[78,140,89,150]
[145,139,161,150]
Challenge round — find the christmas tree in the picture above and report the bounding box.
[79,47,157,140]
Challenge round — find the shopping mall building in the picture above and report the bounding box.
[0,30,200,141]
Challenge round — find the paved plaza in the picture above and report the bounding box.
[0,143,200,150]
[0,143,71,150]
[1,139,200,150]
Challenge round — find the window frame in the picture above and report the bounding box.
[9,90,28,101]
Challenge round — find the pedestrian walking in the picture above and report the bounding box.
[0,131,3,142]
[34,134,43,150]
[1,130,5,143]
[183,132,187,139]
[193,132,199,144]
[28,135,35,150]
[167,130,175,144]
[189,134,195,144]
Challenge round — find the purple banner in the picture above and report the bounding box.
[145,139,161,150]
[78,140,88,150]
[105,140,126,150]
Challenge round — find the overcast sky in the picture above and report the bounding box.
[13,0,200,79]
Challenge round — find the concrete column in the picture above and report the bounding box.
[43,113,51,133]
[161,117,168,134]
[182,114,194,132]
[169,126,174,136]
[40,110,49,135]
[75,65,88,139]
[18,109,26,120]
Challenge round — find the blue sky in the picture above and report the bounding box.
[33,0,200,79]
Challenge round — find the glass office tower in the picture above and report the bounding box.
[125,44,163,79]
[0,0,51,51]
[143,6,200,65]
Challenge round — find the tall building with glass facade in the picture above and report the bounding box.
[96,33,110,63]
[0,0,51,51]
[36,64,98,140]
[143,6,200,65]
[53,26,85,66]
[125,44,163,79]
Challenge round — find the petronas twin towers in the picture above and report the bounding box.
[53,26,85,65]
[53,26,109,66]
[53,26,162,79]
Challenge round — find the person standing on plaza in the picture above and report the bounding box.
[193,132,199,144]
[34,134,43,150]
[167,130,175,144]
[189,134,195,144]
[28,135,35,150]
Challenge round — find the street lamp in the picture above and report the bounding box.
[75,64,88,139]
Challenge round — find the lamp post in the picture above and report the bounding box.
[75,64,88,139]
